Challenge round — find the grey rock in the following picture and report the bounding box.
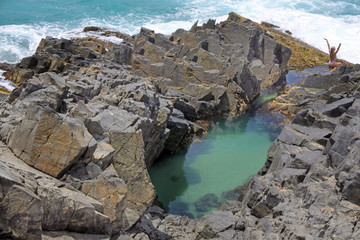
[0,185,42,240]
[164,116,190,153]
[86,162,102,179]
[38,185,110,234]
[321,97,354,117]
[81,166,128,235]
[42,231,110,240]
[105,44,133,65]
[8,107,94,178]
[196,211,235,239]
[91,141,114,169]
[110,129,155,231]
[301,72,340,89]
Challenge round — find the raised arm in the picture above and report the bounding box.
[335,43,342,54]
[324,38,331,52]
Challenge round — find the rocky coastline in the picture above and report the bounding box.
[0,12,359,239]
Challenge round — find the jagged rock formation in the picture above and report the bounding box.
[0,13,290,239]
[122,65,360,239]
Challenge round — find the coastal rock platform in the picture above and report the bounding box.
[0,13,289,239]
[1,12,359,239]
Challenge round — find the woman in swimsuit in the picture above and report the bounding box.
[324,38,342,68]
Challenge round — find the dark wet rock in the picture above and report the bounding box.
[194,193,221,212]
[0,62,15,73]
[221,185,247,201]
[163,116,190,153]
[321,97,354,117]
[83,26,104,32]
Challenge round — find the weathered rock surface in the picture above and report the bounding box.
[2,12,332,240]
[122,65,360,239]
[132,15,290,116]
[8,107,94,178]
[0,142,111,239]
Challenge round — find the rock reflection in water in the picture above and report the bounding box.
[150,152,189,212]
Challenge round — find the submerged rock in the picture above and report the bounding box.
[194,193,221,212]
[221,185,247,201]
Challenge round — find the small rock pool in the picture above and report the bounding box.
[149,94,286,218]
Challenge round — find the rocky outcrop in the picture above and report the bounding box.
[8,107,95,178]
[132,15,290,115]
[2,10,360,239]
[0,142,111,239]
[125,65,360,239]
[0,13,291,239]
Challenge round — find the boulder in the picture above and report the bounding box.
[110,130,155,230]
[0,184,42,240]
[38,185,110,234]
[8,107,95,178]
[196,211,235,239]
[81,166,128,234]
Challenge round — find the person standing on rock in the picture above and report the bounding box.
[324,38,342,68]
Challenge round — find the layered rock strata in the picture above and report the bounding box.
[0,13,290,239]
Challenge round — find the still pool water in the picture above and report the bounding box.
[149,95,284,218]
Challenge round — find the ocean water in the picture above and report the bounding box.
[149,95,284,217]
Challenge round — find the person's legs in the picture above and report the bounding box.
[328,61,342,68]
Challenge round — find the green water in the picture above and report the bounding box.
[149,95,284,218]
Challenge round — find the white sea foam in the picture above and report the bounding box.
[0,24,71,64]
[0,70,15,91]
[0,22,130,64]
[143,20,194,35]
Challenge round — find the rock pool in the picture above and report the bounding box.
[149,95,285,218]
